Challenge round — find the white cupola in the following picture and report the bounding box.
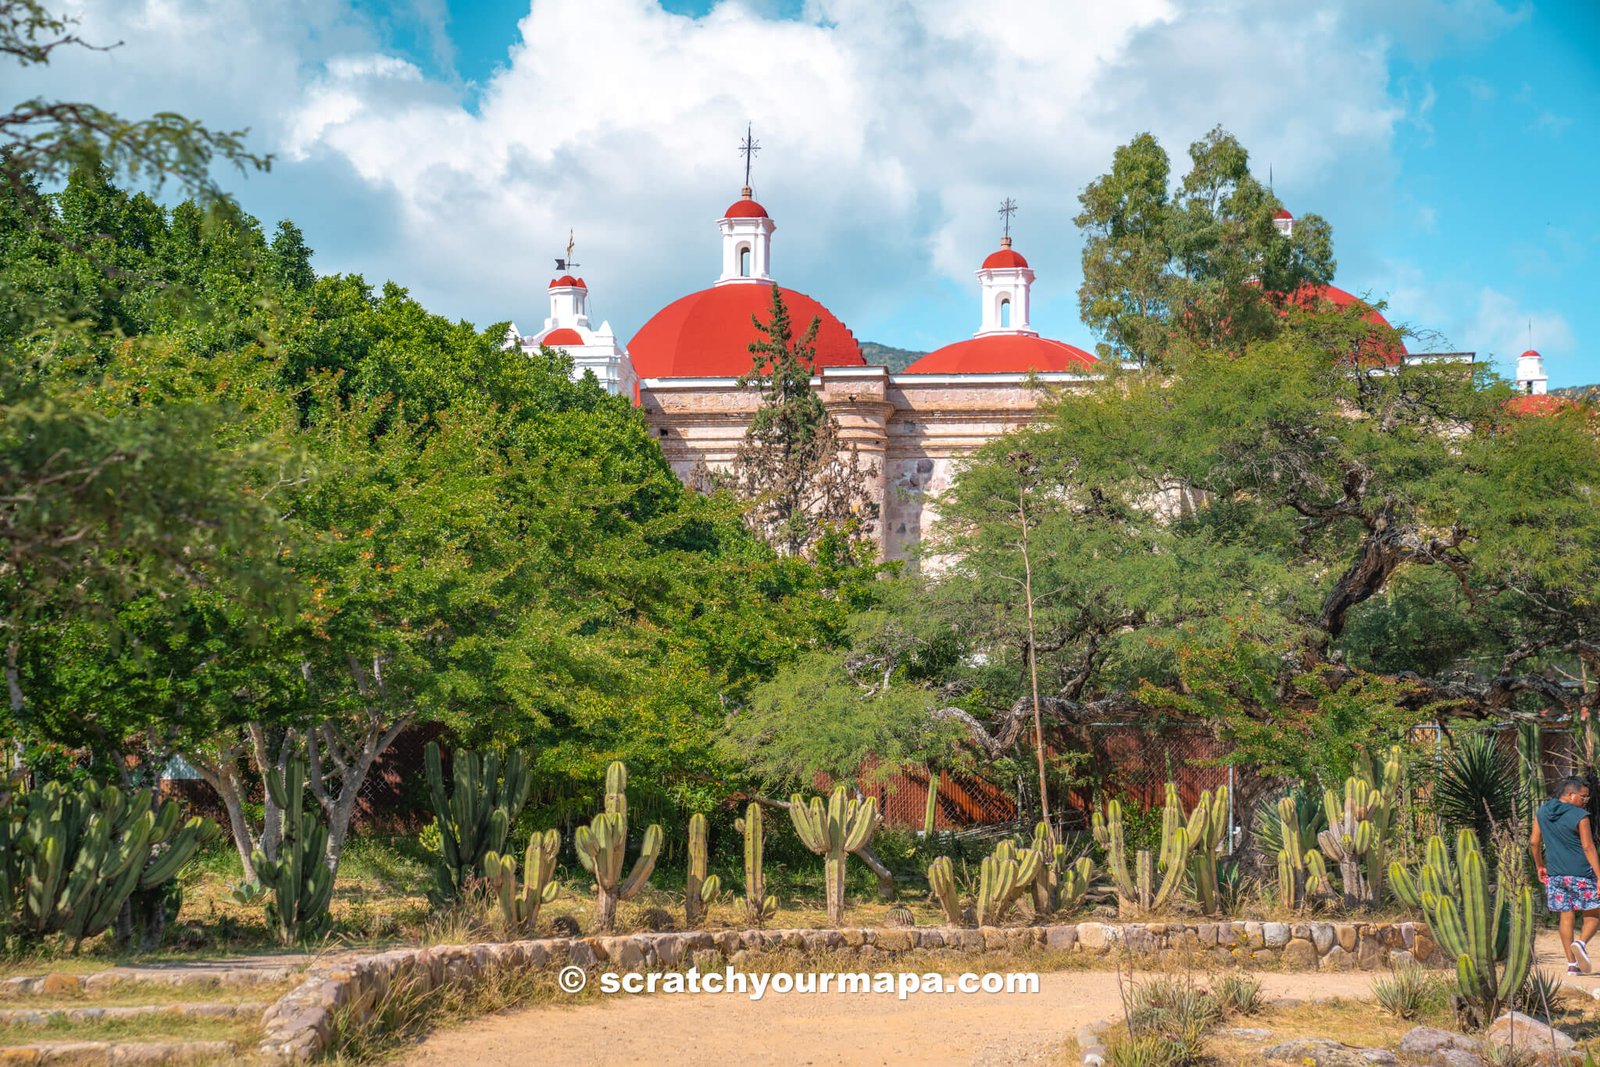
[716,187,775,285]
[1514,349,1548,395]
[510,271,635,398]
[974,236,1037,336]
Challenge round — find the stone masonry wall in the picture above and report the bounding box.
[259,920,1440,1064]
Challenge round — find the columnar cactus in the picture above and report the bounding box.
[1028,820,1095,916]
[425,742,531,905]
[1092,795,1190,916]
[1276,794,1329,911]
[923,775,940,838]
[485,828,560,936]
[252,757,334,945]
[574,761,662,933]
[1184,785,1230,915]
[1317,766,1398,908]
[789,784,880,926]
[684,813,720,926]
[735,803,778,927]
[927,855,963,925]
[975,840,1041,926]
[3,782,214,952]
[1389,830,1532,1028]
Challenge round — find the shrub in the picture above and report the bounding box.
[1212,972,1263,1016]
[1373,963,1448,1020]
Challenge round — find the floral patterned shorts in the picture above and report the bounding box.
[1546,875,1600,912]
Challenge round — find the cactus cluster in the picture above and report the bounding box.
[1389,830,1533,1027]
[1317,746,1401,908]
[252,757,334,946]
[485,829,560,936]
[789,785,880,926]
[1183,786,1230,915]
[1276,794,1330,911]
[1029,821,1094,917]
[976,840,1041,926]
[575,761,662,933]
[735,803,778,927]
[1,781,216,952]
[1093,791,1190,916]
[425,742,531,905]
[927,855,963,925]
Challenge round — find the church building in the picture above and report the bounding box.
[512,185,1479,568]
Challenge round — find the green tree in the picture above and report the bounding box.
[1076,127,1335,366]
[713,284,877,559]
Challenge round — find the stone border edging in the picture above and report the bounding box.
[0,1039,237,1065]
[258,920,1440,1063]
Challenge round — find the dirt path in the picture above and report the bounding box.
[403,969,1376,1066]
[400,931,1599,1066]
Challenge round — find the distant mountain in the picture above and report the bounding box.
[860,341,928,373]
[1553,384,1599,404]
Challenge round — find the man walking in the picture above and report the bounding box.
[1531,776,1600,975]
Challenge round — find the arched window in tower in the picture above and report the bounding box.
[739,246,752,277]
[1000,298,1012,329]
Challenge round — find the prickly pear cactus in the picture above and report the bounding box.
[574,762,661,933]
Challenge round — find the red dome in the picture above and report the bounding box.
[550,275,585,289]
[724,198,769,219]
[1287,284,1407,364]
[1521,349,1541,359]
[629,285,863,378]
[982,247,1029,269]
[1274,208,1294,220]
[541,328,584,346]
[903,334,1096,374]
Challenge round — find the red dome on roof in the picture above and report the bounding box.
[629,285,864,378]
[550,275,585,289]
[1286,284,1407,364]
[541,328,584,346]
[903,334,1096,375]
[982,247,1029,269]
[724,197,769,219]
[1274,208,1294,220]
[1521,349,1541,359]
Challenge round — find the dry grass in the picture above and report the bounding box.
[0,1010,261,1048]
[0,980,296,1010]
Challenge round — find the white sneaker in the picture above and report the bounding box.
[1575,939,1593,974]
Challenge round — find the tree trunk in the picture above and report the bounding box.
[854,844,896,902]
[595,884,619,933]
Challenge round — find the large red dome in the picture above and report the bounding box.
[1287,284,1407,364]
[629,284,864,378]
[903,334,1096,374]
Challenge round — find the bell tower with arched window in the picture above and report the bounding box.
[717,187,775,285]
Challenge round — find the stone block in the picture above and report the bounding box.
[1282,939,1318,969]
[876,930,914,952]
[1320,945,1354,971]
[1335,923,1358,952]
[1045,925,1077,951]
[1077,924,1118,953]
[1311,923,1336,954]
[1263,922,1290,947]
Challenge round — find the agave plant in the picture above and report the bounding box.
[1433,733,1520,849]
[1251,786,1323,862]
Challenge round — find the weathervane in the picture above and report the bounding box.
[554,228,580,272]
[739,123,761,189]
[998,197,1018,239]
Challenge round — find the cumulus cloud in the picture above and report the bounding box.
[12,0,1523,352]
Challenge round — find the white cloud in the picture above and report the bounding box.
[1463,287,1574,376]
[13,0,1526,352]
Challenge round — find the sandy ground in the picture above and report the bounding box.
[400,931,1600,1067]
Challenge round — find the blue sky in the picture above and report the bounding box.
[23,0,1599,385]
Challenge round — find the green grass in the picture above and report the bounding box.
[0,1011,260,1047]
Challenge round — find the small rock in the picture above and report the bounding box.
[1399,1026,1478,1058]
[1283,939,1319,969]
[1044,925,1076,952]
[1434,1052,1488,1067]
[1219,1027,1273,1040]
[38,974,82,996]
[1311,922,1336,954]
[1262,1038,1397,1065]
[1482,1011,1577,1059]
[1263,922,1290,947]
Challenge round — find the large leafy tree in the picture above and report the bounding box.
[1076,127,1335,366]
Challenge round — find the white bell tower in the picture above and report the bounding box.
[716,187,775,285]
[545,277,591,330]
[1514,349,1548,395]
[975,236,1037,336]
